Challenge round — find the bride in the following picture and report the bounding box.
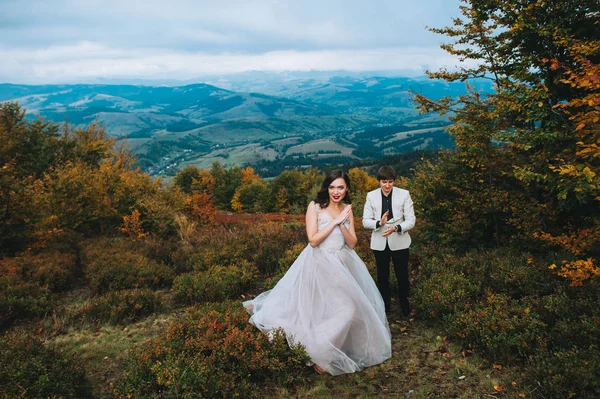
[243,170,391,375]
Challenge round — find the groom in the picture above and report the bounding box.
[362,166,416,316]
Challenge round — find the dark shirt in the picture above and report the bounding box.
[380,190,394,220]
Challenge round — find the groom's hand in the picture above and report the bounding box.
[382,225,395,237]
[380,211,389,226]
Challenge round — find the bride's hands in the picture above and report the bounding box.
[333,205,352,226]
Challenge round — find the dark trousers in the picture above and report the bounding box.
[373,244,409,312]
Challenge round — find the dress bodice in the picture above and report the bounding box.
[316,204,350,252]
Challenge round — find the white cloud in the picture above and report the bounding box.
[0,42,471,83]
[0,0,465,82]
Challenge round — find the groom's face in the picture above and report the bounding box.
[379,179,394,196]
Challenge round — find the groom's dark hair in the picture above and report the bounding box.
[377,166,396,181]
[315,170,352,208]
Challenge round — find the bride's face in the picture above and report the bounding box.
[328,177,347,204]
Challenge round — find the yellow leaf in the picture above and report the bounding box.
[494,384,505,392]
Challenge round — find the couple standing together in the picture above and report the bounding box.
[244,167,416,375]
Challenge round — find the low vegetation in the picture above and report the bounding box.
[1,0,599,397]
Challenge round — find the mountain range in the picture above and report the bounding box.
[0,73,494,176]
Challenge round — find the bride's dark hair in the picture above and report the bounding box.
[314,170,352,208]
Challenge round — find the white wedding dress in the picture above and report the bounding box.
[243,204,391,375]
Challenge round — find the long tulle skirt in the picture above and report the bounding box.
[243,245,391,375]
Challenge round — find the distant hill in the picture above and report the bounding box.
[0,74,493,176]
[204,73,494,107]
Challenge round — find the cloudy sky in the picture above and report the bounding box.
[1,0,464,84]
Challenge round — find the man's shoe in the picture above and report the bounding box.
[400,298,411,317]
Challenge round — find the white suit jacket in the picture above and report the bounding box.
[362,187,416,251]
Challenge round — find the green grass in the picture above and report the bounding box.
[48,312,177,398]
[285,138,355,156]
[32,283,526,399]
[266,311,523,399]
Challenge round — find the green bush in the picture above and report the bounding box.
[74,289,164,325]
[0,331,90,398]
[446,292,546,361]
[484,253,562,298]
[263,243,306,290]
[244,222,305,275]
[173,263,255,305]
[0,276,51,330]
[19,250,79,292]
[524,345,600,399]
[412,271,479,319]
[113,302,310,398]
[141,236,183,271]
[190,242,251,272]
[82,242,174,294]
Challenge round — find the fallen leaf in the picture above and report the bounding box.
[494,384,505,392]
[400,327,407,332]
[458,375,466,380]
[493,364,503,370]
[409,369,416,375]
[439,370,447,375]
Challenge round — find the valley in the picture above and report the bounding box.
[0,73,491,176]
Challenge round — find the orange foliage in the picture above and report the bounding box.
[120,209,148,240]
[347,168,379,193]
[188,193,216,224]
[551,258,600,287]
[192,169,216,196]
[240,166,261,184]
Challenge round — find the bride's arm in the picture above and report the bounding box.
[339,206,358,249]
[306,201,343,248]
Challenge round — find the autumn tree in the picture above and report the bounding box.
[0,102,183,252]
[231,167,270,213]
[270,168,323,214]
[0,103,65,253]
[174,165,202,194]
[413,0,600,282]
[210,162,243,210]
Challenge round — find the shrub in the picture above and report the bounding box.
[74,289,164,325]
[412,271,479,319]
[141,236,182,270]
[82,241,174,294]
[245,222,305,275]
[173,263,255,305]
[263,243,306,290]
[0,330,90,398]
[484,252,562,298]
[0,276,51,330]
[446,292,546,361]
[524,345,600,399]
[17,250,79,292]
[113,302,310,398]
[190,241,251,272]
